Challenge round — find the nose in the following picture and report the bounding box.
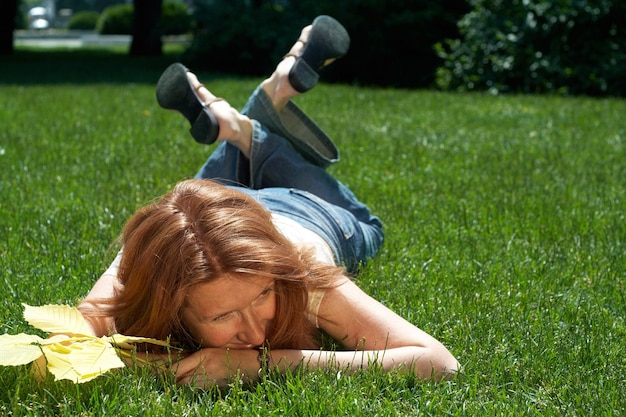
[238,311,266,347]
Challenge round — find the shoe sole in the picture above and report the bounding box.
[156,63,220,145]
[289,15,350,93]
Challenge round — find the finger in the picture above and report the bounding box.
[172,350,206,380]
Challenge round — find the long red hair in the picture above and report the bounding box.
[93,179,343,350]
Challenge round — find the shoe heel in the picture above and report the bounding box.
[190,108,220,145]
[289,58,319,93]
[287,15,349,93]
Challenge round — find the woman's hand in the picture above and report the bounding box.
[173,348,260,387]
[120,347,261,388]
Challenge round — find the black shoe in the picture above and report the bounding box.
[156,63,220,145]
[288,15,350,93]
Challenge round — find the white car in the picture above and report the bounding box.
[28,6,50,30]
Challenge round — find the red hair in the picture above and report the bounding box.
[94,179,343,350]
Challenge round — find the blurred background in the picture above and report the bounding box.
[2,0,625,96]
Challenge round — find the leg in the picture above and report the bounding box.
[196,125,384,273]
[241,85,339,168]
[241,19,347,168]
[156,16,366,220]
[156,64,254,157]
[187,23,363,220]
[156,16,348,168]
[262,15,350,104]
[196,115,375,228]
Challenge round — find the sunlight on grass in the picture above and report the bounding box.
[1,48,625,415]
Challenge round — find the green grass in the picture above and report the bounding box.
[1,47,625,415]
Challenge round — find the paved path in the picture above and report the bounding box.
[15,31,189,48]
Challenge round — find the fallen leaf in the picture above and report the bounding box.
[22,304,92,335]
[0,333,44,366]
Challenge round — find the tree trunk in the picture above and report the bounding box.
[130,0,163,56]
[0,0,18,55]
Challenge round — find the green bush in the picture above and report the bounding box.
[160,1,192,36]
[184,0,294,77]
[97,2,191,36]
[97,3,133,35]
[184,0,468,88]
[328,0,469,88]
[67,11,100,30]
[435,0,626,96]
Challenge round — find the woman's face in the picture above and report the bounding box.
[181,274,276,349]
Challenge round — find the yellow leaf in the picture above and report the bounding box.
[0,333,44,366]
[42,339,125,383]
[39,334,81,345]
[22,304,92,335]
[41,344,84,382]
[2,304,174,384]
[108,334,172,350]
[48,343,72,354]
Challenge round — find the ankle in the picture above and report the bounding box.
[258,24,314,110]
[217,110,253,158]
[234,114,253,158]
[261,62,300,111]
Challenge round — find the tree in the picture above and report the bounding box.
[0,0,18,55]
[130,0,163,56]
[1,0,164,57]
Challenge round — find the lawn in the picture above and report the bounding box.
[1,47,625,416]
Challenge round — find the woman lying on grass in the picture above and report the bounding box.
[78,15,459,387]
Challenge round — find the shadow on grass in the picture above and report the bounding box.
[0,47,232,85]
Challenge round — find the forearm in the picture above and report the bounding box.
[173,345,455,388]
[269,346,458,381]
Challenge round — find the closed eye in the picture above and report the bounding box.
[251,283,275,307]
[211,311,235,322]
[259,285,274,298]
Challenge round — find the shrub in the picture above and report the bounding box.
[325,0,470,88]
[435,0,626,96]
[67,11,100,30]
[97,3,133,35]
[160,1,192,36]
[184,0,468,88]
[184,0,294,77]
[97,2,192,36]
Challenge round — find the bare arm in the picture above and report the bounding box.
[77,250,458,384]
[173,278,459,387]
[312,277,459,380]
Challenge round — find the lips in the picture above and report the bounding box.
[224,343,257,350]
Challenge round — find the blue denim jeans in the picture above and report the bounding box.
[195,87,383,273]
